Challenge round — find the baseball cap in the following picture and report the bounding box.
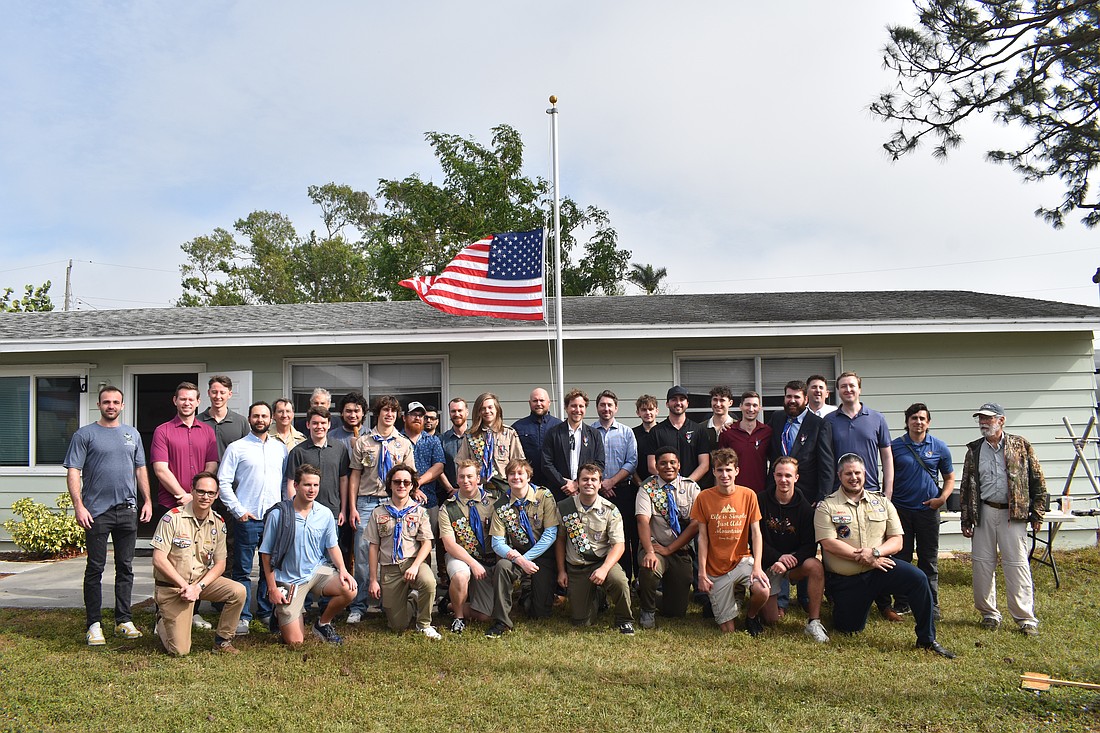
[972,402,1005,417]
[406,401,426,414]
[666,385,689,399]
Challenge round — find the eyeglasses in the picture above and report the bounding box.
[193,489,218,498]
[391,479,414,487]
[406,414,424,421]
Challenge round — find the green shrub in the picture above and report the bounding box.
[3,494,86,556]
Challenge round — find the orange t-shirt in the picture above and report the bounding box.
[689,486,760,577]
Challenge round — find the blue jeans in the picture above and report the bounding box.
[83,503,138,628]
[232,518,270,623]
[350,495,383,615]
[825,558,935,644]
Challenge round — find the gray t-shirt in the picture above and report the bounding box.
[63,423,146,519]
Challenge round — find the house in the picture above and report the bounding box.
[2,291,1097,549]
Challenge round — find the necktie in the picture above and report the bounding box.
[372,433,395,485]
[468,494,485,549]
[782,418,797,456]
[513,498,535,544]
[664,484,682,536]
[385,503,418,561]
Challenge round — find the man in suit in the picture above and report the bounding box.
[541,388,605,501]
[767,380,834,502]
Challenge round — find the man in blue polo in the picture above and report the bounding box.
[890,402,954,618]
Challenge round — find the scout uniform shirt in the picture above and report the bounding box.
[350,430,414,498]
[636,474,700,548]
[364,501,433,565]
[558,494,625,566]
[439,487,502,563]
[814,488,903,576]
[151,505,227,584]
[489,486,560,553]
[456,427,525,483]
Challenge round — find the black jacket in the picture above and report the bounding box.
[541,421,605,500]
[767,410,835,502]
[759,486,817,568]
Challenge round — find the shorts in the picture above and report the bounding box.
[709,557,754,625]
[444,553,494,617]
[275,566,335,628]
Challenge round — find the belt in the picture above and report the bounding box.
[982,499,1009,510]
[154,580,178,588]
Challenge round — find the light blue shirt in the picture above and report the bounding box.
[593,419,638,479]
[218,432,288,519]
[259,502,338,585]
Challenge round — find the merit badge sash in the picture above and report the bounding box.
[561,497,600,563]
[497,504,533,553]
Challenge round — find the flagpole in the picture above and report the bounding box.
[547,95,565,416]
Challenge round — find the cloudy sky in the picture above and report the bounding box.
[2,1,1096,311]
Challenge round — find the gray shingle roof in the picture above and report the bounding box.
[0,291,1096,343]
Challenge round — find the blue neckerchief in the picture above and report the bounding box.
[372,433,396,485]
[467,490,486,549]
[384,502,418,561]
[782,418,797,455]
[664,483,682,536]
[513,496,535,544]
[480,432,495,482]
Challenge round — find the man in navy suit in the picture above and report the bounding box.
[541,388,605,501]
[766,380,834,503]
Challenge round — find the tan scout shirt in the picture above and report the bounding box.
[364,502,432,565]
[439,487,502,560]
[151,505,227,584]
[635,475,700,547]
[814,489,902,576]
[558,495,625,566]
[455,427,525,482]
[489,487,560,549]
[350,430,414,498]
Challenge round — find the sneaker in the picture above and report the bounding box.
[115,621,143,639]
[235,619,251,636]
[979,616,1000,632]
[745,615,764,638]
[485,621,510,639]
[86,622,106,646]
[1020,623,1039,637]
[346,611,363,624]
[312,621,343,645]
[804,619,830,643]
[639,610,656,630]
[365,604,384,616]
[258,615,272,629]
[449,617,466,634]
[618,621,636,636]
[212,639,241,655]
[192,614,212,630]
[893,603,912,615]
[418,626,442,640]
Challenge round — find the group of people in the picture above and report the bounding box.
[64,371,1049,658]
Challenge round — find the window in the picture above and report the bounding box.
[676,351,838,422]
[288,359,445,423]
[0,373,85,468]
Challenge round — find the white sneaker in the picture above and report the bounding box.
[192,614,212,630]
[115,621,143,639]
[346,611,363,624]
[86,622,106,646]
[804,619,830,643]
[418,626,442,640]
[639,610,656,630]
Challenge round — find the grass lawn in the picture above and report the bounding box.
[1,550,1098,733]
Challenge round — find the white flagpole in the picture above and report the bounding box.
[547,95,565,416]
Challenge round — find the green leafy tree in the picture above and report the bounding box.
[0,281,53,312]
[627,263,669,295]
[871,0,1100,228]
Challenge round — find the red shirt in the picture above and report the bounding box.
[717,423,773,493]
[150,416,219,508]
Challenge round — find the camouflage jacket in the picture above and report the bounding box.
[959,433,1047,528]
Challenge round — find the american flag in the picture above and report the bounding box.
[399,229,545,321]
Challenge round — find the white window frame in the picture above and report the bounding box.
[283,355,450,410]
[0,363,95,476]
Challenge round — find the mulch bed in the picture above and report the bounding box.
[0,549,85,563]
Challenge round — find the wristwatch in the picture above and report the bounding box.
[199,581,207,590]
[871,547,881,559]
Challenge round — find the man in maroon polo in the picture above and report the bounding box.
[151,381,219,510]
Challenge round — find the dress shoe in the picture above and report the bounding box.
[917,640,957,659]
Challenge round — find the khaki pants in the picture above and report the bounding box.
[971,506,1038,626]
[566,561,633,626]
[155,576,246,655]
[381,558,436,631]
[637,548,693,616]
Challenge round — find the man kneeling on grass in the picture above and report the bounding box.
[555,463,635,635]
[691,448,770,635]
[759,457,828,642]
[438,459,503,633]
[366,464,441,640]
[152,471,246,655]
[260,464,357,648]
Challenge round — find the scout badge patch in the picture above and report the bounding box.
[561,507,600,562]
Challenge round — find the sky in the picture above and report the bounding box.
[1,1,1097,311]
